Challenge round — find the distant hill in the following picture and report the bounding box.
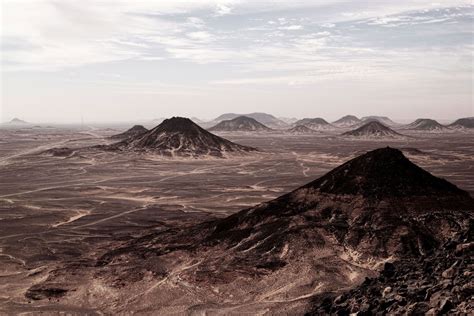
[343,121,404,138]
[10,118,28,124]
[106,117,257,158]
[361,116,398,126]
[332,115,361,127]
[286,125,318,134]
[404,119,449,131]
[212,113,288,129]
[449,117,474,129]
[209,116,272,132]
[1,118,31,128]
[191,117,206,125]
[294,118,335,130]
[110,125,148,140]
[278,117,299,125]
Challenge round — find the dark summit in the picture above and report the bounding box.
[304,147,469,198]
[110,117,257,158]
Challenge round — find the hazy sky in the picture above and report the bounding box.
[1,0,473,123]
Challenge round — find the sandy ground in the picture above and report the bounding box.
[0,125,473,314]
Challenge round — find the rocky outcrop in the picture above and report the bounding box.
[307,225,473,315]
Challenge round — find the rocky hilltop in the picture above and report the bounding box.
[27,148,473,314]
[208,116,272,132]
[308,226,473,315]
[343,121,404,138]
[107,117,257,158]
[405,119,449,131]
[110,125,148,139]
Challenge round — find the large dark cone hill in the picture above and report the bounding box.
[107,117,257,158]
[110,125,148,139]
[208,116,272,132]
[343,121,404,138]
[29,148,472,314]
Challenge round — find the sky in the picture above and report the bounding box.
[1,0,473,123]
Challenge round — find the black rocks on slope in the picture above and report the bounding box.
[307,225,474,315]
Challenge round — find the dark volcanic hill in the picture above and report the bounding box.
[110,125,148,139]
[108,117,257,158]
[332,115,361,127]
[343,121,404,138]
[286,125,318,134]
[208,116,272,132]
[449,117,474,129]
[361,116,398,126]
[295,117,335,130]
[31,148,473,314]
[212,112,288,129]
[405,118,449,131]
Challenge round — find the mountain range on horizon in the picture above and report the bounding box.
[3,115,474,130]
